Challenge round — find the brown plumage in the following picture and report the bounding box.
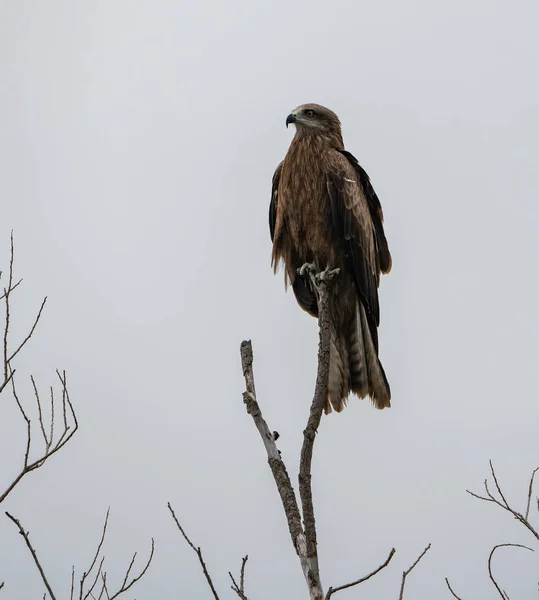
[269,103,392,413]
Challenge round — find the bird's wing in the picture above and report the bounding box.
[269,161,282,241]
[338,150,392,274]
[326,152,390,351]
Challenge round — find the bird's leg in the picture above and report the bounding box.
[298,263,319,293]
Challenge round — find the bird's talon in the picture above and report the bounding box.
[298,262,317,277]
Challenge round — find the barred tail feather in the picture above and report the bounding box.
[358,302,391,409]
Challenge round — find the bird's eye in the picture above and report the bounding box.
[305,110,315,118]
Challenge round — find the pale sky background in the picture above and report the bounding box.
[1,1,538,598]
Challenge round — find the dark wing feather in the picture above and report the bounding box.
[326,170,380,352]
[338,150,392,274]
[269,162,282,241]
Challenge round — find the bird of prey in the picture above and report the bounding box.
[269,103,392,414]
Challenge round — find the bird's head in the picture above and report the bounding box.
[286,103,343,147]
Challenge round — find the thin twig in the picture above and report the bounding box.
[325,547,395,599]
[7,296,47,364]
[2,232,15,383]
[487,543,533,600]
[108,538,154,599]
[168,503,220,600]
[229,555,249,600]
[525,467,539,520]
[80,509,110,600]
[398,543,432,600]
[6,512,57,600]
[445,578,464,599]
[70,566,75,600]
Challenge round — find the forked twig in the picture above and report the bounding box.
[466,462,539,542]
[168,502,220,600]
[398,543,432,600]
[0,370,78,505]
[229,555,249,600]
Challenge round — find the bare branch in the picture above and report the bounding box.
[108,538,154,599]
[398,543,432,600]
[525,467,539,521]
[6,512,57,600]
[7,296,47,365]
[487,543,533,600]
[240,342,304,546]
[80,509,110,600]
[168,502,220,600]
[240,267,345,600]
[445,578,464,599]
[0,370,78,505]
[325,547,395,599]
[467,463,539,542]
[2,232,15,383]
[70,566,75,600]
[229,555,249,600]
[489,460,511,509]
[298,268,339,591]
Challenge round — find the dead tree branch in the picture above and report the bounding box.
[525,467,539,521]
[240,266,396,600]
[229,555,249,600]
[325,547,395,599]
[298,268,339,591]
[466,461,539,542]
[7,509,153,600]
[0,369,78,505]
[0,234,78,505]
[445,578,464,599]
[5,512,58,600]
[168,502,221,600]
[398,543,431,599]
[487,543,534,600]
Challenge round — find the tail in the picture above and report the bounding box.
[326,301,391,413]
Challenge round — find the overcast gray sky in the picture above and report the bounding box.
[1,0,538,598]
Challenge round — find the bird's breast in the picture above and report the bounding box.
[277,145,337,266]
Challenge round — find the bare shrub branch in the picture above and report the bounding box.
[0,369,78,505]
[5,512,58,600]
[445,577,464,599]
[487,543,534,600]
[325,547,395,599]
[525,467,539,521]
[398,544,432,599]
[229,555,249,600]
[466,462,539,542]
[6,509,153,600]
[0,235,78,506]
[168,502,220,600]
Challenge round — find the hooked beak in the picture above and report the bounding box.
[286,113,297,128]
